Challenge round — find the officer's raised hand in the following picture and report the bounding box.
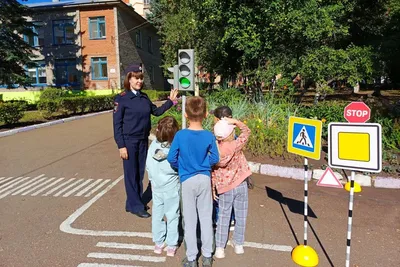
[169,88,178,102]
[119,147,128,160]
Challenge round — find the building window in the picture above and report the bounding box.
[147,36,153,53]
[91,57,108,80]
[148,66,154,83]
[55,59,79,86]
[53,19,75,45]
[136,30,142,48]
[26,61,46,86]
[89,17,106,39]
[24,22,44,47]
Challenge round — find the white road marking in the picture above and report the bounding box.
[53,179,84,197]
[11,177,47,195]
[0,177,29,193]
[87,252,165,263]
[0,177,5,182]
[42,178,76,196]
[78,263,144,267]
[21,177,56,196]
[31,177,65,196]
[63,179,93,197]
[96,242,154,251]
[241,241,292,252]
[60,174,293,253]
[0,177,23,190]
[75,179,103,196]
[0,176,15,185]
[84,179,111,197]
[0,174,45,199]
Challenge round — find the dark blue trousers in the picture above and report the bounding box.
[123,139,148,213]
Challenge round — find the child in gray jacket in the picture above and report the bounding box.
[146,116,180,257]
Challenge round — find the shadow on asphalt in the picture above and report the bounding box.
[15,137,113,177]
[266,186,335,267]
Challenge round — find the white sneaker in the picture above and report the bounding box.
[215,247,225,259]
[230,240,244,254]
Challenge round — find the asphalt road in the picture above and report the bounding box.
[0,113,399,267]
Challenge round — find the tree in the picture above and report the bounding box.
[0,0,36,88]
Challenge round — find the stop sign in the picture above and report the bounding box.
[344,102,371,123]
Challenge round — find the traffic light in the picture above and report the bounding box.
[178,49,194,91]
[167,65,178,89]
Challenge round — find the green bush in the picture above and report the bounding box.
[37,95,114,119]
[0,102,27,124]
[206,88,243,106]
[37,99,61,119]
[39,88,66,100]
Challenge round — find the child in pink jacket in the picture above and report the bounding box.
[212,117,251,259]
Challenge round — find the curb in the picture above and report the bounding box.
[0,110,112,138]
[149,134,400,190]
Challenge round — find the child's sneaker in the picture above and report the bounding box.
[214,247,225,259]
[154,243,165,254]
[182,257,197,267]
[202,256,214,267]
[166,246,177,257]
[230,240,244,254]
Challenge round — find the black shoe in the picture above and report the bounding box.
[131,210,151,218]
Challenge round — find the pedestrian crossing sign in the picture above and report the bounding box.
[287,117,322,160]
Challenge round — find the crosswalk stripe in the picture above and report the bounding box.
[12,177,47,196]
[31,177,65,196]
[87,252,166,263]
[0,177,16,186]
[63,179,93,197]
[0,177,5,182]
[85,179,110,197]
[0,175,45,199]
[96,242,154,251]
[75,179,103,197]
[78,263,144,267]
[42,178,76,196]
[53,179,84,197]
[0,177,28,193]
[21,177,56,196]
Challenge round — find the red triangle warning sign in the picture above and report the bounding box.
[317,167,343,188]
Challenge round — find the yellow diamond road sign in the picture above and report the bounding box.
[287,117,322,160]
[328,123,382,172]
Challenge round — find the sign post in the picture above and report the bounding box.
[288,117,321,267]
[329,102,381,267]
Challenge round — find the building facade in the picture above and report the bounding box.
[20,0,163,91]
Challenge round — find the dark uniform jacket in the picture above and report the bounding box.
[113,90,173,148]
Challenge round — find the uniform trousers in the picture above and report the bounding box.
[123,139,148,213]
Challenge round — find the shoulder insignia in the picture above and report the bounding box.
[120,91,127,96]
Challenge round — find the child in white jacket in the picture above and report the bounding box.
[146,116,180,257]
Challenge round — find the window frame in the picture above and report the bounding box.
[23,22,45,47]
[147,36,153,53]
[52,19,75,45]
[136,30,142,48]
[91,57,108,80]
[88,16,106,40]
[25,61,47,87]
[54,59,80,87]
[148,65,154,83]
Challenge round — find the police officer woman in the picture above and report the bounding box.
[113,64,178,218]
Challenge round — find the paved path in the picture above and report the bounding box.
[0,113,399,267]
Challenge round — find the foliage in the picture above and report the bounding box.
[0,101,26,124]
[39,88,67,100]
[37,95,113,119]
[0,0,37,87]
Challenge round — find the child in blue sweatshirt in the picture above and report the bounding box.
[146,116,180,257]
[168,97,219,267]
